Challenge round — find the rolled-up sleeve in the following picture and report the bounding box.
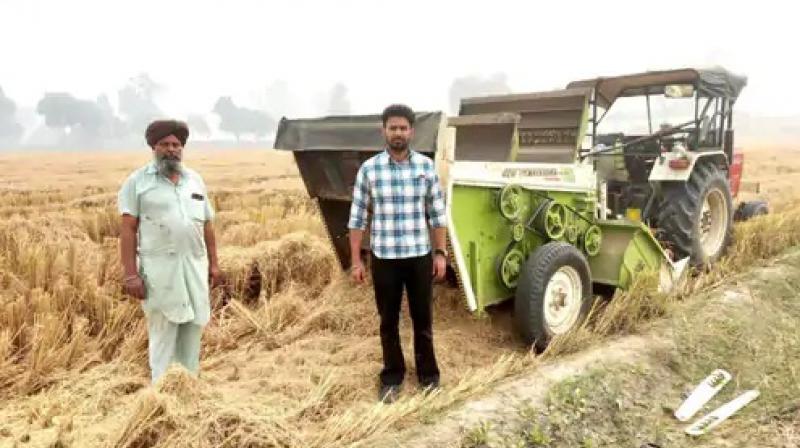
[117,175,138,217]
[347,166,370,230]
[427,169,446,228]
[198,177,215,221]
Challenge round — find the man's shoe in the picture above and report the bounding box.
[378,384,401,404]
[420,380,441,395]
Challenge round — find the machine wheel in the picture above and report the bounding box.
[734,200,769,222]
[656,161,733,267]
[514,242,592,351]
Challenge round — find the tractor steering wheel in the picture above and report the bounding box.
[634,120,698,152]
[584,119,698,159]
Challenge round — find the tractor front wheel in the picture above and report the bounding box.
[514,242,593,351]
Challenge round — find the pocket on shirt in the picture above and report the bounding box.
[188,198,207,222]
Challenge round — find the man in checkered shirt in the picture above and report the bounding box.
[348,104,448,403]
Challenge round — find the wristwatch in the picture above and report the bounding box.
[434,248,448,258]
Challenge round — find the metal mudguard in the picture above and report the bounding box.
[648,150,727,182]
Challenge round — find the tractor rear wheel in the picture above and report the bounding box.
[514,242,592,351]
[656,161,733,267]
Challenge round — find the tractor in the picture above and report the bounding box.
[275,67,764,350]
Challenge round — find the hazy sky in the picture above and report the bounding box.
[0,0,794,119]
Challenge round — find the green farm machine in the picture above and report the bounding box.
[275,67,764,350]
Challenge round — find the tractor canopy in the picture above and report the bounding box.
[568,66,747,108]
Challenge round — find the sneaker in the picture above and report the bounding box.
[378,384,401,404]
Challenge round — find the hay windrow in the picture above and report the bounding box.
[218,232,337,303]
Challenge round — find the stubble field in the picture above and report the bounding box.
[0,145,797,447]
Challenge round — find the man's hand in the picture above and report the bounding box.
[209,264,223,289]
[120,214,141,299]
[349,230,366,285]
[123,274,146,300]
[350,261,366,284]
[432,253,447,282]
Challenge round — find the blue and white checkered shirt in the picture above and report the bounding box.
[348,149,446,259]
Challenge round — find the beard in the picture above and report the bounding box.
[155,153,182,176]
[387,136,409,154]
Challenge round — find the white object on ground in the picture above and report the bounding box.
[685,390,760,436]
[674,369,732,422]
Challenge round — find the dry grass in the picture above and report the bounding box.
[458,240,800,448]
[0,145,798,447]
[0,148,519,447]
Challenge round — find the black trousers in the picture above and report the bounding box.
[371,252,440,387]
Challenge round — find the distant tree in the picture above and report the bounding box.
[35,92,125,145]
[0,87,23,146]
[118,73,162,134]
[212,97,275,141]
[37,92,103,133]
[96,94,129,140]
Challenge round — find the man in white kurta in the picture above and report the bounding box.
[117,119,221,383]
